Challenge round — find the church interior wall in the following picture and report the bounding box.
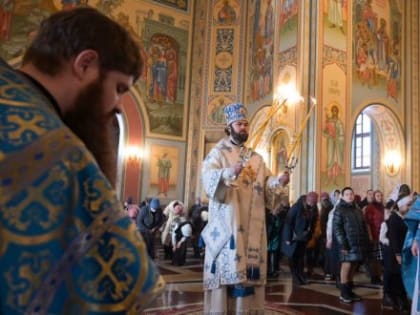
[0,0,195,206]
[1,0,419,206]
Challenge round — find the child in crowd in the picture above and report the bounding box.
[127,204,140,223]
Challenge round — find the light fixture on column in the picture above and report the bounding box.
[125,145,143,166]
[384,150,401,176]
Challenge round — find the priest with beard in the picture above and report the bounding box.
[201,102,290,314]
[0,8,163,314]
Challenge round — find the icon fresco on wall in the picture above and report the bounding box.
[279,0,298,29]
[213,0,238,25]
[0,0,125,63]
[352,0,402,105]
[0,2,190,140]
[0,1,59,61]
[322,103,345,188]
[150,0,189,12]
[214,28,234,93]
[278,0,298,54]
[271,129,290,175]
[207,95,235,125]
[138,18,189,139]
[323,0,347,50]
[149,144,179,199]
[0,2,15,43]
[247,0,275,103]
[326,0,345,32]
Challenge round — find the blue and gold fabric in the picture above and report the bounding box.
[0,59,164,314]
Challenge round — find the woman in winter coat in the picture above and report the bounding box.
[333,187,369,303]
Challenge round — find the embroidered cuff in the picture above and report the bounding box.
[266,176,280,189]
[222,168,236,181]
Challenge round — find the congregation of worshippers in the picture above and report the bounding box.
[124,184,415,312]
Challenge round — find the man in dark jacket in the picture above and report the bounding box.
[137,198,164,259]
[282,192,318,285]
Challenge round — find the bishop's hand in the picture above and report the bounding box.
[231,161,244,178]
[412,239,419,257]
[278,170,290,187]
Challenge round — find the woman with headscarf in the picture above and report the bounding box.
[161,200,185,260]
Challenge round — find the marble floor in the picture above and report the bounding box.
[143,252,404,315]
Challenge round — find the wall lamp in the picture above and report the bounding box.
[384,150,401,176]
[125,145,143,166]
[273,83,303,114]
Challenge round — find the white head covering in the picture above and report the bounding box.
[201,210,208,222]
[161,200,185,245]
[397,195,412,209]
[388,184,401,202]
[330,189,340,205]
[163,200,184,217]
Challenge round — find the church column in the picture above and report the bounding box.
[299,0,319,192]
[405,0,420,188]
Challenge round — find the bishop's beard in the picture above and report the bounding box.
[230,128,249,145]
[62,76,118,187]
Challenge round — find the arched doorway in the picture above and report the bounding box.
[350,104,405,198]
[116,90,146,204]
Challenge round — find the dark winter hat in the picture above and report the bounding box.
[150,198,160,209]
